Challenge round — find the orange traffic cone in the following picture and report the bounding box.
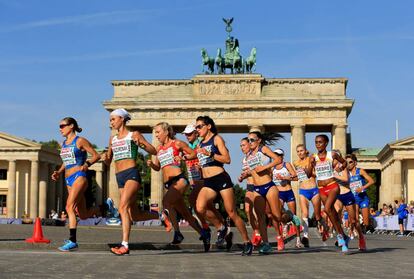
[25,217,50,243]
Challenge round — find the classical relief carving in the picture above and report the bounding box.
[198,82,258,96]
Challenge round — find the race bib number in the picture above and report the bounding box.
[350,180,363,194]
[112,139,131,161]
[188,166,202,181]
[60,147,76,166]
[246,154,261,170]
[296,167,309,182]
[158,147,175,168]
[315,161,333,180]
[197,146,213,167]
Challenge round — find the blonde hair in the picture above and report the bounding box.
[155,122,176,139]
[296,144,309,155]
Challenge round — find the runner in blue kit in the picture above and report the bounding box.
[333,153,366,251]
[239,131,284,254]
[147,122,210,250]
[346,154,374,233]
[51,117,101,252]
[272,148,303,248]
[102,108,160,256]
[195,116,253,255]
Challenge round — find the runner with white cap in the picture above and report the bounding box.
[102,108,161,256]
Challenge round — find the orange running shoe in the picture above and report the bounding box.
[110,246,130,256]
[277,236,285,251]
[251,233,262,247]
[358,236,367,251]
[160,210,172,232]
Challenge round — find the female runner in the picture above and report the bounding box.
[272,148,303,248]
[293,144,328,247]
[346,154,374,232]
[238,137,261,247]
[241,131,284,254]
[147,122,209,250]
[102,109,160,256]
[312,135,349,253]
[52,117,101,252]
[195,116,253,255]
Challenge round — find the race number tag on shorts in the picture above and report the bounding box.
[158,147,175,168]
[112,139,132,161]
[60,147,76,166]
[315,161,333,180]
[350,180,363,194]
[188,166,202,181]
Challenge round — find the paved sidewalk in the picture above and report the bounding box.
[0,224,413,279]
[0,223,283,251]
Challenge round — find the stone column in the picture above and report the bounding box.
[332,124,347,156]
[95,168,104,207]
[290,125,305,163]
[392,160,403,200]
[6,160,17,218]
[29,160,39,218]
[150,128,164,212]
[290,125,305,218]
[47,164,56,213]
[38,162,48,218]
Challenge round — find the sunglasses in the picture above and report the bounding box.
[347,160,354,164]
[195,124,206,130]
[248,138,257,143]
[59,124,70,129]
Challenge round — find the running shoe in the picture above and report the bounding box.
[110,245,130,256]
[160,209,172,232]
[295,238,304,248]
[58,240,78,252]
[216,225,230,247]
[337,234,345,247]
[241,241,253,256]
[251,233,262,247]
[301,236,310,248]
[171,231,184,245]
[341,235,350,253]
[225,231,233,251]
[358,236,367,251]
[199,228,211,252]
[258,242,272,254]
[277,236,285,251]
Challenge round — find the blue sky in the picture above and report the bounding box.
[1,0,413,183]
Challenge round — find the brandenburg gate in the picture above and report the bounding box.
[103,74,354,209]
[103,19,353,209]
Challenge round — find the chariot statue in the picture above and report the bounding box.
[201,18,257,74]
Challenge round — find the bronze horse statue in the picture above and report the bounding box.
[201,48,215,74]
[215,47,243,74]
[244,47,256,73]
